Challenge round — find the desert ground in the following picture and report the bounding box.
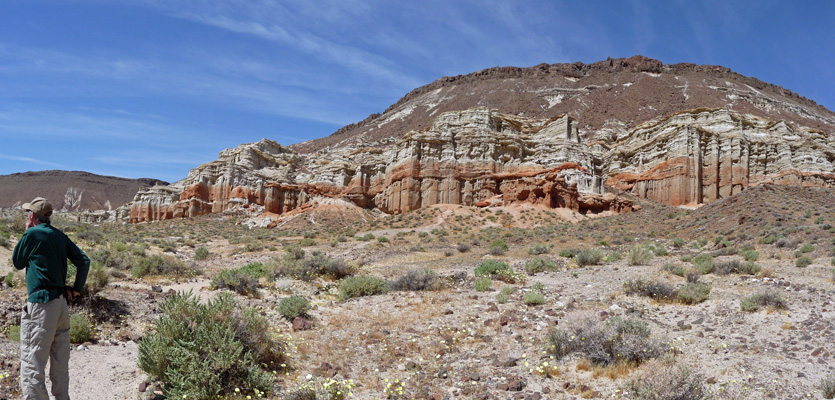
[1,185,834,400]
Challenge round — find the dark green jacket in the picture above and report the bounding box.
[12,223,90,303]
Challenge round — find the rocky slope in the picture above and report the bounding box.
[0,170,166,212]
[128,56,835,223]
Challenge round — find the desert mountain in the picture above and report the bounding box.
[0,170,167,212]
[128,56,834,224]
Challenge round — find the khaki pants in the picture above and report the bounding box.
[20,298,71,400]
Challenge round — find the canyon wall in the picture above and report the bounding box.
[128,107,833,223]
[605,108,835,206]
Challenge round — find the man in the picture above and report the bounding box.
[12,197,89,400]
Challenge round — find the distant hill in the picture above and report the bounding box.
[0,170,167,211]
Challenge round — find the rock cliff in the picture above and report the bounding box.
[129,108,633,222]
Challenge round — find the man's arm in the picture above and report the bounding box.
[12,234,28,270]
[67,239,90,294]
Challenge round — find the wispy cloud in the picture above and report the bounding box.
[0,153,65,168]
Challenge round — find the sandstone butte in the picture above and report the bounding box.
[127,106,834,224]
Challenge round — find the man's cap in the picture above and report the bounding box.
[22,197,53,217]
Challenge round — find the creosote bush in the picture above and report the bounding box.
[741,290,788,312]
[339,276,389,300]
[628,245,654,266]
[795,256,813,268]
[390,268,443,291]
[210,268,260,297]
[139,291,284,399]
[623,357,711,400]
[85,262,110,296]
[523,292,546,305]
[194,246,210,261]
[277,295,310,319]
[625,279,710,304]
[489,239,509,255]
[575,248,604,266]
[821,374,835,399]
[131,254,193,279]
[474,260,517,282]
[546,314,665,366]
[474,277,493,292]
[69,314,93,344]
[528,244,549,255]
[525,257,558,274]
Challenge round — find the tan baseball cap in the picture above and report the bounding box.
[23,197,53,217]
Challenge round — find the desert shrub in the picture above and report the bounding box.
[605,251,623,262]
[741,250,759,262]
[194,247,210,261]
[528,244,549,255]
[85,262,110,296]
[284,377,356,400]
[376,236,389,243]
[821,374,835,399]
[457,243,471,253]
[737,261,761,275]
[795,256,813,268]
[299,238,316,247]
[138,291,282,399]
[131,254,192,279]
[525,257,558,274]
[669,237,686,248]
[6,324,20,342]
[339,276,389,300]
[691,254,714,274]
[239,262,268,279]
[489,239,509,254]
[523,292,546,305]
[676,282,710,304]
[760,234,780,245]
[685,270,701,283]
[575,249,604,266]
[798,243,815,253]
[558,249,578,258]
[4,271,18,287]
[663,264,685,277]
[628,246,654,266]
[496,292,508,304]
[474,260,510,277]
[69,314,93,344]
[545,314,664,366]
[624,279,676,301]
[622,357,711,400]
[390,268,443,291]
[210,269,259,297]
[714,259,740,275]
[284,245,306,261]
[474,277,493,292]
[277,295,310,319]
[356,233,375,242]
[775,237,800,249]
[741,290,788,312]
[679,255,692,263]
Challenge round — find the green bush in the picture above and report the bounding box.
[575,249,604,266]
[474,260,516,282]
[69,314,93,344]
[390,268,443,291]
[356,233,375,242]
[138,291,283,399]
[277,295,310,319]
[741,250,759,262]
[525,257,558,274]
[194,247,210,261]
[669,237,686,248]
[624,279,676,301]
[474,277,493,292]
[676,282,710,304]
[558,249,578,258]
[5,271,18,288]
[489,239,508,255]
[796,256,813,268]
[131,254,192,279]
[339,276,389,300]
[741,290,787,312]
[85,262,110,296]
[663,264,685,277]
[376,236,389,243]
[628,246,654,266]
[210,269,259,297]
[523,292,546,305]
[528,244,549,255]
[691,254,714,274]
[798,243,815,253]
[240,262,268,279]
[299,238,316,247]
[456,243,471,253]
[6,324,20,342]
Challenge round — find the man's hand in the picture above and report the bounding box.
[25,212,36,230]
[66,289,80,300]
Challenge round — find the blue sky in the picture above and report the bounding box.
[1,0,832,182]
